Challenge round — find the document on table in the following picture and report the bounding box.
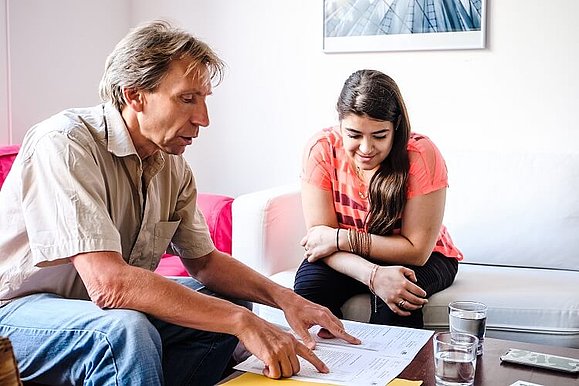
[222,372,423,385]
[234,305,433,386]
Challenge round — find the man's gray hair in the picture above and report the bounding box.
[99,20,224,110]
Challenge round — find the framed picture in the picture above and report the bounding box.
[323,0,487,53]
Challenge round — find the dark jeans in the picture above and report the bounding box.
[154,277,252,386]
[294,252,458,328]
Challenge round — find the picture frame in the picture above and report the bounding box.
[323,0,487,53]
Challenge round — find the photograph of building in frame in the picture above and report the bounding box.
[324,0,486,53]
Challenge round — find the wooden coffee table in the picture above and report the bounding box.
[221,337,579,385]
[402,337,579,385]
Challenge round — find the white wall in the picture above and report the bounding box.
[2,1,579,198]
[1,0,131,143]
[132,0,336,195]
[0,0,9,144]
[131,0,579,197]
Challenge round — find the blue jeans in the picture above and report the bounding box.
[0,277,245,386]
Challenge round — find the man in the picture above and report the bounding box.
[0,21,359,385]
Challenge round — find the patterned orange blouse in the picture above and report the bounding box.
[301,127,463,260]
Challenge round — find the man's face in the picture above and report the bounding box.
[133,58,212,157]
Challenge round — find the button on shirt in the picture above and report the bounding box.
[0,103,214,306]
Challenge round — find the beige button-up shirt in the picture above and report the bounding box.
[0,103,214,306]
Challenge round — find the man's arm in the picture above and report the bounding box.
[71,251,251,333]
[181,249,360,349]
[71,251,357,378]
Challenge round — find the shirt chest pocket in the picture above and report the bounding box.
[153,220,181,260]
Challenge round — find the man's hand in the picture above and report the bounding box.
[281,294,361,350]
[237,294,360,379]
[236,314,329,379]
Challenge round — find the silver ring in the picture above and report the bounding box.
[398,299,406,308]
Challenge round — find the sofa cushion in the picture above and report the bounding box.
[267,264,579,349]
[424,264,579,348]
[444,151,579,271]
[0,145,20,189]
[197,193,233,255]
[154,194,234,276]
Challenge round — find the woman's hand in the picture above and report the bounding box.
[372,266,428,316]
[300,225,337,262]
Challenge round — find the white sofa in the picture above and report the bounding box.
[231,151,579,348]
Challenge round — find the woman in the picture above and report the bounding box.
[294,70,462,328]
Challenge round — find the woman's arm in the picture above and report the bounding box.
[301,182,427,314]
[301,181,445,266]
[367,187,446,266]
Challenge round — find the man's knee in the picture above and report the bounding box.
[172,276,253,311]
[98,309,162,354]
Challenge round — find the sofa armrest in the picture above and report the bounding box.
[232,184,305,276]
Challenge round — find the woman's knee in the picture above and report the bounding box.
[294,260,334,293]
[413,254,458,294]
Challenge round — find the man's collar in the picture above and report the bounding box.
[103,102,139,158]
[103,103,166,168]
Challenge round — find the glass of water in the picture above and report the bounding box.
[448,301,487,355]
[433,331,478,386]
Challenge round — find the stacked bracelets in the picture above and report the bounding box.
[347,228,372,258]
[345,228,377,312]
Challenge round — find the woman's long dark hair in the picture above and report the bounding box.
[336,70,411,235]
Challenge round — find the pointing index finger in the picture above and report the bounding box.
[296,342,329,374]
[324,323,361,345]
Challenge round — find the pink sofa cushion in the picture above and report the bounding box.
[196,193,233,255]
[154,194,233,276]
[0,145,20,189]
[155,194,233,276]
[154,194,234,276]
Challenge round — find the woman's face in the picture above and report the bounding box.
[340,114,395,172]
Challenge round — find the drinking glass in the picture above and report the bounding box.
[433,331,478,386]
[448,301,487,356]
